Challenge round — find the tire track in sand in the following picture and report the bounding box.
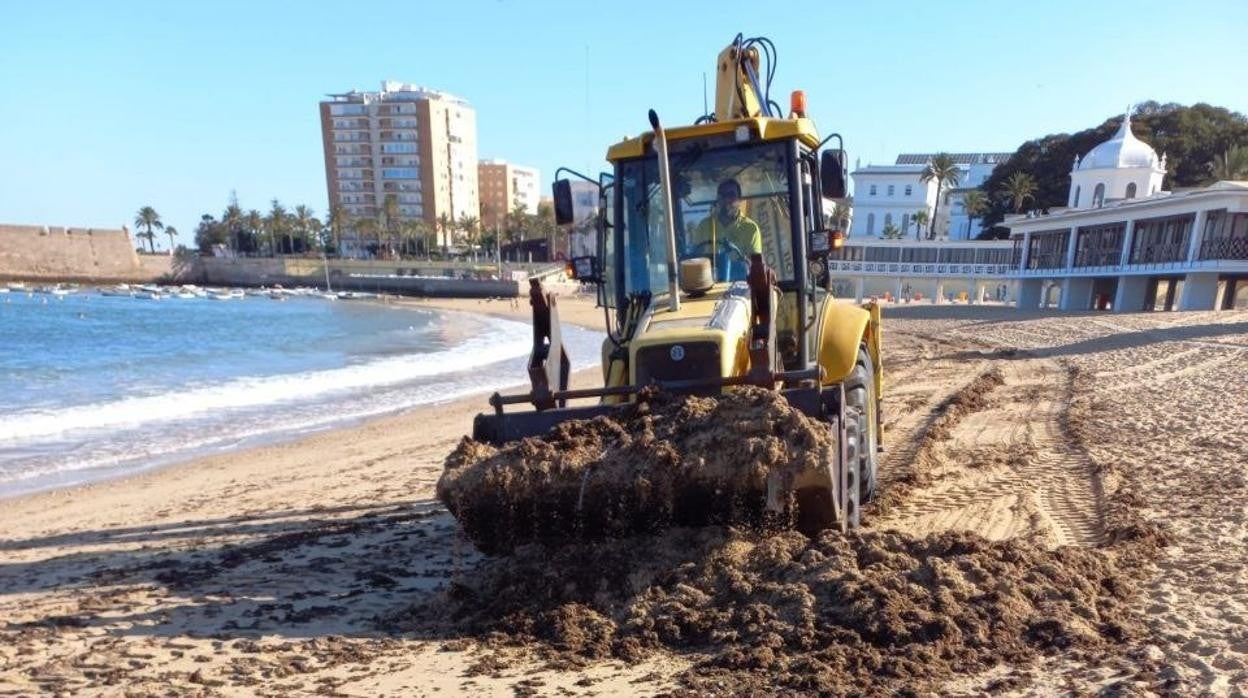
[874,356,1106,548]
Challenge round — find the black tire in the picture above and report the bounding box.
[845,347,879,503]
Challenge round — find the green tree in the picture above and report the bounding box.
[920,153,960,239]
[381,195,401,257]
[1209,144,1248,181]
[327,205,350,254]
[436,212,453,255]
[506,202,530,243]
[881,222,903,240]
[1002,172,1038,213]
[826,196,852,231]
[265,199,289,255]
[194,214,226,253]
[163,225,178,252]
[911,209,930,241]
[133,206,163,253]
[245,209,264,255]
[457,214,481,255]
[960,189,989,239]
[355,218,379,256]
[293,204,316,253]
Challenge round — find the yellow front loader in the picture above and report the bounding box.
[448,34,883,550]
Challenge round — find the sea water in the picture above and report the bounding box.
[0,291,603,497]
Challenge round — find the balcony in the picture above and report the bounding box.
[1200,236,1248,261]
[1130,242,1189,265]
[1074,249,1122,268]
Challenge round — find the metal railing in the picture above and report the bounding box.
[1200,237,1248,261]
[1130,242,1189,265]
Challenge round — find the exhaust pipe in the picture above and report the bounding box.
[648,109,681,312]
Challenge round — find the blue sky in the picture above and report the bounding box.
[2,0,1245,245]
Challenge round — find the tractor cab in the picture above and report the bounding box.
[557,116,848,373]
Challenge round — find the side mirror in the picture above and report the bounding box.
[553,180,575,225]
[820,149,847,199]
[566,255,600,283]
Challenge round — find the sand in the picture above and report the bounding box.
[2,299,1247,696]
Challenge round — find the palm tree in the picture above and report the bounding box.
[244,209,263,255]
[881,223,903,240]
[961,189,989,238]
[293,205,315,253]
[163,225,178,253]
[911,209,930,241]
[1002,172,1038,213]
[827,196,852,231]
[920,153,960,239]
[223,200,244,254]
[381,195,401,257]
[1209,145,1248,182]
[458,214,481,258]
[266,199,289,255]
[355,218,379,257]
[133,206,163,253]
[436,212,453,255]
[327,205,350,254]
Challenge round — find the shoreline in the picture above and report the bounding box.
[0,294,605,509]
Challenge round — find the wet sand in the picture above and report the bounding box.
[2,303,1246,695]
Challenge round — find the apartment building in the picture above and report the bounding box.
[319,81,479,250]
[478,159,540,231]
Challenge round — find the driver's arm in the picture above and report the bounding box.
[741,218,763,255]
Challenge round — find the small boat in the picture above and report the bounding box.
[134,291,164,300]
[337,291,377,300]
[0,288,9,294]
[176,291,197,299]
[6,282,27,291]
[50,287,75,297]
[320,293,339,301]
[208,292,233,301]
[228,289,245,299]
[100,285,134,297]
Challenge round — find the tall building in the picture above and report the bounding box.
[850,152,1010,240]
[478,159,540,232]
[319,81,479,251]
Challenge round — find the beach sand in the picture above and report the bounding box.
[2,300,1246,695]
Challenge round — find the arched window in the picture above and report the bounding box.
[1073,186,1081,207]
[902,214,910,232]
[884,213,893,228]
[1092,183,1105,208]
[867,213,876,235]
[1125,182,1137,199]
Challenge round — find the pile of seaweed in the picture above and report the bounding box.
[388,526,1139,694]
[437,388,834,554]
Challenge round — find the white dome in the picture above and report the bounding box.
[1077,112,1159,171]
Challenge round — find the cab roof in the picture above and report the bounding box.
[605,116,821,162]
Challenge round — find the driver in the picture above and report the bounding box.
[688,178,762,258]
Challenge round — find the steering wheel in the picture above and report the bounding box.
[690,238,748,265]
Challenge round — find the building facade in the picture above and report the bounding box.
[1004,114,1248,312]
[319,82,479,251]
[478,159,540,232]
[826,238,1017,303]
[850,152,1010,241]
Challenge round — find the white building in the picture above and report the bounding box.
[1004,113,1248,312]
[850,153,1010,241]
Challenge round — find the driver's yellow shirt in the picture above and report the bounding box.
[689,212,763,256]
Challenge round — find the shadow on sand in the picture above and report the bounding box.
[0,499,477,641]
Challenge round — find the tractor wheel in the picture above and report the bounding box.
[845,347,879,503]
[843,404,862,530]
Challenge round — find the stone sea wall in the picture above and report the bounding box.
[0,224,165,283]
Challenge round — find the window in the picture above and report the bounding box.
[902,214,910,232]
[869,185,877,196]
[1073,186,1081,207]
[866,213,875,235]
[1092,183,1105,208]
[1125,182,1137,199]
[904,185,912,196]
[887,185,895,196]
[884,213,893,228]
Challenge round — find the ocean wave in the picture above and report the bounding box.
[0,314,535,444]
